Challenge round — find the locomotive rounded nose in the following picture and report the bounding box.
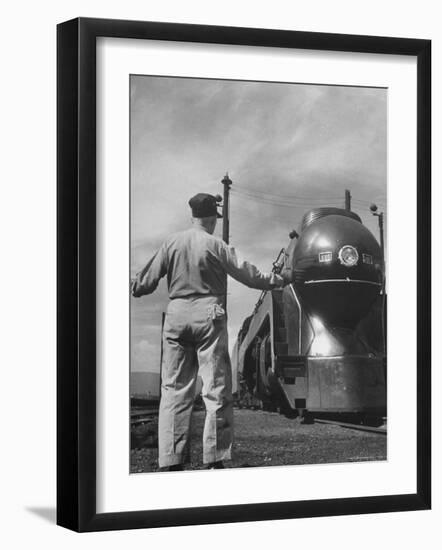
[290,214,383,327]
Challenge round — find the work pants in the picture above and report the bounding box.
[158,295,233,467]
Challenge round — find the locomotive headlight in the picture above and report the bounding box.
[338,245,359,267]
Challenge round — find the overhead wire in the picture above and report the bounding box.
[232,189,343,209]
[228,184,386,266]
[231,184,386,211]
[352,197,386,206]
[232,184,343,203]
[232,193,341,210]
[229,188,386,256]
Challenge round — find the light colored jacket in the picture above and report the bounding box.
[132,226,279,299]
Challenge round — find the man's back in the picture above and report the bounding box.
[132,225,279,299]
[164,227,227,298]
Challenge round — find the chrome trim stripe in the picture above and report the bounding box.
[289,284,302,354]
[304,279,381,286]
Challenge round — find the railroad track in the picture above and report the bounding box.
[131,405,387,434]
[131,407,158,426]
[235,402,387,435]
[314,418,387,435]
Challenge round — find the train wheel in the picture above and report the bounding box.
[301,411,314,424]
[278,403,298,419]
[258,333,273,396]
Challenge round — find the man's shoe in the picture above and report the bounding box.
[159,464,184,472]
[205,461,225,469]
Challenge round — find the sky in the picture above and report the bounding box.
[130,75,387,374]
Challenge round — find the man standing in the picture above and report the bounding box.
[132,193,285,471]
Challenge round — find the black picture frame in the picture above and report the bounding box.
[57,17,431,532]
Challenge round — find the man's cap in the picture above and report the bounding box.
[188,193,222,218]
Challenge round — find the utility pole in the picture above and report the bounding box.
[159,312,165,391]
[221,173,232,244]
[378,211,385,260]
[369,203,386,354]
[221,174,232,311]
[370,204,385,261]
[345,189,351,211]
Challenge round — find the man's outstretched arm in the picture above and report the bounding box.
[219,243,285,290]
[132,244,168,297]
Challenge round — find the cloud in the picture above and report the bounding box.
[131,338,162,373]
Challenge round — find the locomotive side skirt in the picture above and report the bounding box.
[234,288,310,412]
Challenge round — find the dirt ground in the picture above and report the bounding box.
[130,408,386,473]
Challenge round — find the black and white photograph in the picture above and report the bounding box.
[129,75,387,473]
[0,0,436,543]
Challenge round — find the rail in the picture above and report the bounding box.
[130,406,159,426]
[314,418,387,435]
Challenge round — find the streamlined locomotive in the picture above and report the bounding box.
[231,207,386,420]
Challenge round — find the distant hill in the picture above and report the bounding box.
[130,371,160,398]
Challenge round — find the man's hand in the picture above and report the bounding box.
[270,273,285,288]
[280,268,294,287]
[131,278,141,297]
[270,269,293,288]
[272,274,284,288]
